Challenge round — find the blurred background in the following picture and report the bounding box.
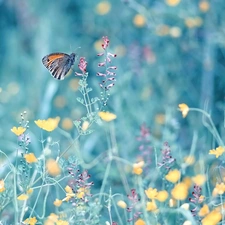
[0,0,225,221]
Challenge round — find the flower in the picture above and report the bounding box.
[201,209,222,225]
[17,194,29,200]
[24,153,38,164]
[95,1,111,15]
[82,121,89,131]
[98,111,117,122]
[178,103,189,118]
[117,200,127,209]
[146,200,157,211]
[53,199,62,207]
[133,161,144,175]
[212,182,225,196]
[75,57,87,76]
[171,182,189,200]
[62,185,76,202]
[199,204,210,217]
[145,187,158,199]
[135,219,145,225]
[23,217,37,225]
[156,190,168,202]
[192,174,206,186]
[46,159,61,176]
[34,117,60,132]
[11,126,26,136]
[165,0,180,6]
[165,169,181,183]
[133,14,146,27]
[180,203,190,210]
[0,180,5,192]
[184,156,195,165]
[199,1,210,12]
[209,146,225,158]
[56,221,69,225]
[169,198,177,207]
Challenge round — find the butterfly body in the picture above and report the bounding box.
[42,53,76,80]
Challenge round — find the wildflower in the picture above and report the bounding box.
[54,199,62,207]
[169,198,177,207]
[201,209,222,225]
[212,182,225,196]
[82,121,89,131]
[184,156,195,165]
[46,213,59,224]
[17,194,29,200]
[158,142,175,170]
[35,117,60,132]
[24,153,38,164]
[56,220,69,225]
[145,188,158,199]
[183,177,192,188]
[180,203,190,210]
[178,103,189,118]
[189,185,204,216]
[165,169,181,183]
[133,161,144,175]
[199,204,210,217]
[165,0,180,6]
[98,111,117,122]
[0,180,5,192]
[146,200,157,211]
[133,14,146,27]
[192,174,206,186]
[95,1,111,15]
[11,126,26,136]
[171,182,188,200]
[77,187,89,199]
[209,146,225,158]
[46,159,61,176]
[62,185,76,202]
[117,200,127,209]
[23,217,37,225]
[156,190,168,202]
[75,57,87,76]
[26,188,33,194]
[199,1,210,12]
[135,219,145,225]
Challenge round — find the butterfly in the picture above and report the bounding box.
[42,52,76,80]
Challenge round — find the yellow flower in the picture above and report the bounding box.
[98,111,117,122]
[23,217,37,225]
[171,182,188,200]
[17,194,29,200]
[56,220,69,225]
[133,161,144,175]
[0,180,5,192]
[46,213,59,224]
[117,200,127,209]
[46,159,61,176]
[135,218,146,225]
[133,14,146,27]
[54,199,62,207]
[212,182,225,196]
[77,187,88,199]
[199,204,210,217]
[165,169,181,183]
[11,126,26,136]
[169,198,177,207]
[62,185,75,202]
[165,0,180,6]
[209,146,225,158]
[95,1,111,15]
[192,174,206,186]
[201,209,222,225]
[184,156,195,165]
[199,1,210,12]
[24,153,38,164]
[182,177,192,188]
[34,117,60,132]
[178,103,189,118]
[156,190,168,202]
[146,200,157,211]
[26,188,33,194]
[145,187,158,199]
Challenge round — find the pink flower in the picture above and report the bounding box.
[75,57,87,76]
